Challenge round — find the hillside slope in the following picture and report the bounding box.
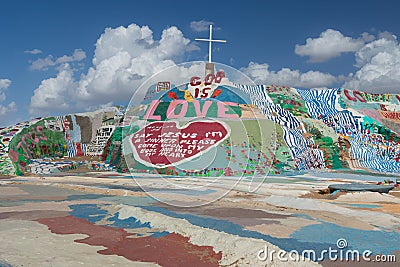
[1,85,399,177]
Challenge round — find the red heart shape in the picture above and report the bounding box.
[130,120,229,168]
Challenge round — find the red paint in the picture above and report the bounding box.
[190,71,225,87]
[212,89,222,98]
[131,121,229,167]
[190,71,225,99]
[75,143,84,157]
[353,91,366,102]
[344,89,366,102]
[214,71,225,83]
[37,216,221,267]
[204,73,214,85]
[167,91,178,100]
[194,87,212,98]
[344,89,357,101]
[190,76,201,86]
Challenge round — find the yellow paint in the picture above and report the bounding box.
[184,90,194,102]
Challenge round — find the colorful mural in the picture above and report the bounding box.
[124,75,276,177]
[0,108,124,176]
[2,74,400,176]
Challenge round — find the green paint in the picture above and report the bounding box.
[9,118,67,175]
[308,125,348,169]
[267,92,309,116]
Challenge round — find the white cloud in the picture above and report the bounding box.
[30,56,54,71]
[241,62,337,88]
[30,49,86,70]
[56,49,86,64]
[0,102,16,116]
[190,20,220,32]
[343,37,400,93]
[29,23,201,116]
[295,29,366,62]
[24,48,42,54]
[378,31,397,41]
[75,25,191,103]
[29,64,75,115]
[31,23,400,117]
[292,29,400,92]
[0,79,11,90]
[361,32,376,43]
[0,78,16,117]
[0,79,11,102]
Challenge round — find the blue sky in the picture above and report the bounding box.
[1,0,400,126]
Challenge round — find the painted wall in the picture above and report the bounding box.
[2,82,400,176]
[123,82,400,176]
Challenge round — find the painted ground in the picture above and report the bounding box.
[0,172,399,266]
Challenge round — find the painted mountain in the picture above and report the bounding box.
[1,83,400,177]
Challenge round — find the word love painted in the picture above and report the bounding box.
[130,121,229,167]
[144,100,239,120]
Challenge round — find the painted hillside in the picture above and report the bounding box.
[1,83,400,177]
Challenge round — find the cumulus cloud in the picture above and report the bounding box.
[30,23,400,117]
[295,29,366,62]
[190,20,219,32]
[343,36,400,93]
[0,78,16,117]
[0,79,11,90]
[241,62,337,88]
[75,25,192,103]
[29,64,75,115]
[378,31,397,41]
[0,79,11,103]
[361,32,376,43]
[24,48,42,55]
[29,23,201,116]
[0,102,16,116]
[30,23,343,116]
[294,28,400,92]
[30,49,86,70]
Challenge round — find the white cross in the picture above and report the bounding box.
[195,24,226,63]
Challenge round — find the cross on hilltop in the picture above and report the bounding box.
[195,25,226,63]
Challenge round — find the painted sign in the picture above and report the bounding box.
[156,82,170,92]
[188,71,225,99]
[343,89,396,103]
[44,120,63,132]
[379,110,400,122]
[87,125,115,156]
[130,120,230,168]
